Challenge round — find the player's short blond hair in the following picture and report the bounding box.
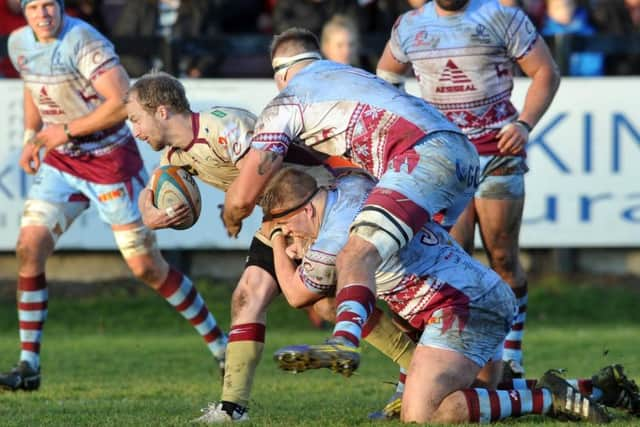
[125,71,190,114]
[261,168,318,220]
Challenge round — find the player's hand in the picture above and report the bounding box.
[220,204,242,238]
[36,124,69,151]
[18,142,43,174]
[497,122,529,155]
[138,188,190,229]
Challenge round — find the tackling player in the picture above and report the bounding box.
[261,167,610,424]
[221,27,479,375]
[125,72,418,423]
[376,0,561,377]
[0,0,227,392]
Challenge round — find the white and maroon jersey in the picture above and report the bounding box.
[161,107,256,191]
[8,16,141,184]
[389,0,538,155]
[160,107,336,192]
[251,60,462,179]
[301,173,504,330]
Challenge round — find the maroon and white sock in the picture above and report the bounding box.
[462,388,552,422]
[331,284,376,347]
[18,274,48,370]
[498,377,603,401]
[157,268,226,359]
[503,283,528,366]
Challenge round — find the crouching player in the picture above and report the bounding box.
[262,168,611,424]
[0,0,225,392]
[125,72,417,423]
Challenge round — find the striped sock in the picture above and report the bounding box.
[221,323,266,408]
[462,388,552,422]
[156,268,226,359]
[18,274,48,370]
[503,283,527,365]
[499,378,603,402]
[332,284,376,347]
[396,368,407,393]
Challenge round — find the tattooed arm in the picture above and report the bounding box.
[222,148,284,237]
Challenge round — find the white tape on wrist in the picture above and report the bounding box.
[23,129,37,145]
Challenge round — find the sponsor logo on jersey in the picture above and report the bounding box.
[211,110,227,118]
[413,30,440,49]
[470,24,491,44]
[38,86,65,115]
[436,60,477,93]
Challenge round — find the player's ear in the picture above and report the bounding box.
[156,105,169,120]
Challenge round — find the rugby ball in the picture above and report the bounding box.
[149,166,201,230]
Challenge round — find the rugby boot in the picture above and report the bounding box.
[274,337,360,377]
[0,361,40,391]
[367,391,402,420]
[538,369,611,423]
[501,359,525,382]
[193,402,249,423]
[592,364,640,416]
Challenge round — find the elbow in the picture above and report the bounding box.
[284,293,315,309]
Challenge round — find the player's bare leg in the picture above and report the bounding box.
[402,346,481,423]
[475,197,527,375]
[0,226,54,391]
[116,221,227,373]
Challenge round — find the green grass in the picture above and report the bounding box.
[0,278,639,426]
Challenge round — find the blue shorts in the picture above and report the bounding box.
[475,155,528,200]
[418,283,516,367]
[27,163,148,225]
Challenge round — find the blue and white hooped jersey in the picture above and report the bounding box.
[389,0,538,155]
[300,173,504,330]
[251,60,463,179]
[9,16,141,184]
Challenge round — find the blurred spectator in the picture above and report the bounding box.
[272,0,362,36]
[321,15,359,65]
[106,0,222,78]
[218,0,268,33]
[65,0,104,30]
[0,0,25,78]
[541,0,604,76]
[590,0,640,74]
[501,0,547,28]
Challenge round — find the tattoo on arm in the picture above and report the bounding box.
[258,151,279,176]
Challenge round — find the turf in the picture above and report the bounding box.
[0,277,638,426]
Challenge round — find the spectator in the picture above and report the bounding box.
[321,14,359,65]
[106,0,222,78]
[590,0,640,75]
[0,0,26,78]
[272,0,361,37]
[541,0,604,76]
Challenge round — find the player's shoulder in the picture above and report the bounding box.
[7,25,33,54]
[471,0,521,23]
[63,16,109,45]
[203,106,257,123]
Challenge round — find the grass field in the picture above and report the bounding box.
[0,277,639,426]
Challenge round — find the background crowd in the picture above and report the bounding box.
[2,0,640,78]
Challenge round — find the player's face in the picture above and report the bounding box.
[126,95,165,151]
[24,0,62,43]
[434,0,470,11]
[278,206,316,241]
[322,28,356,65]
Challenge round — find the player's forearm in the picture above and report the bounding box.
[272,236,317,308]
[519,64,560,129]
[65,98,127,138]
[23,88,42,133]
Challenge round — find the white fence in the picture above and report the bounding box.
[0,78,638,250]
